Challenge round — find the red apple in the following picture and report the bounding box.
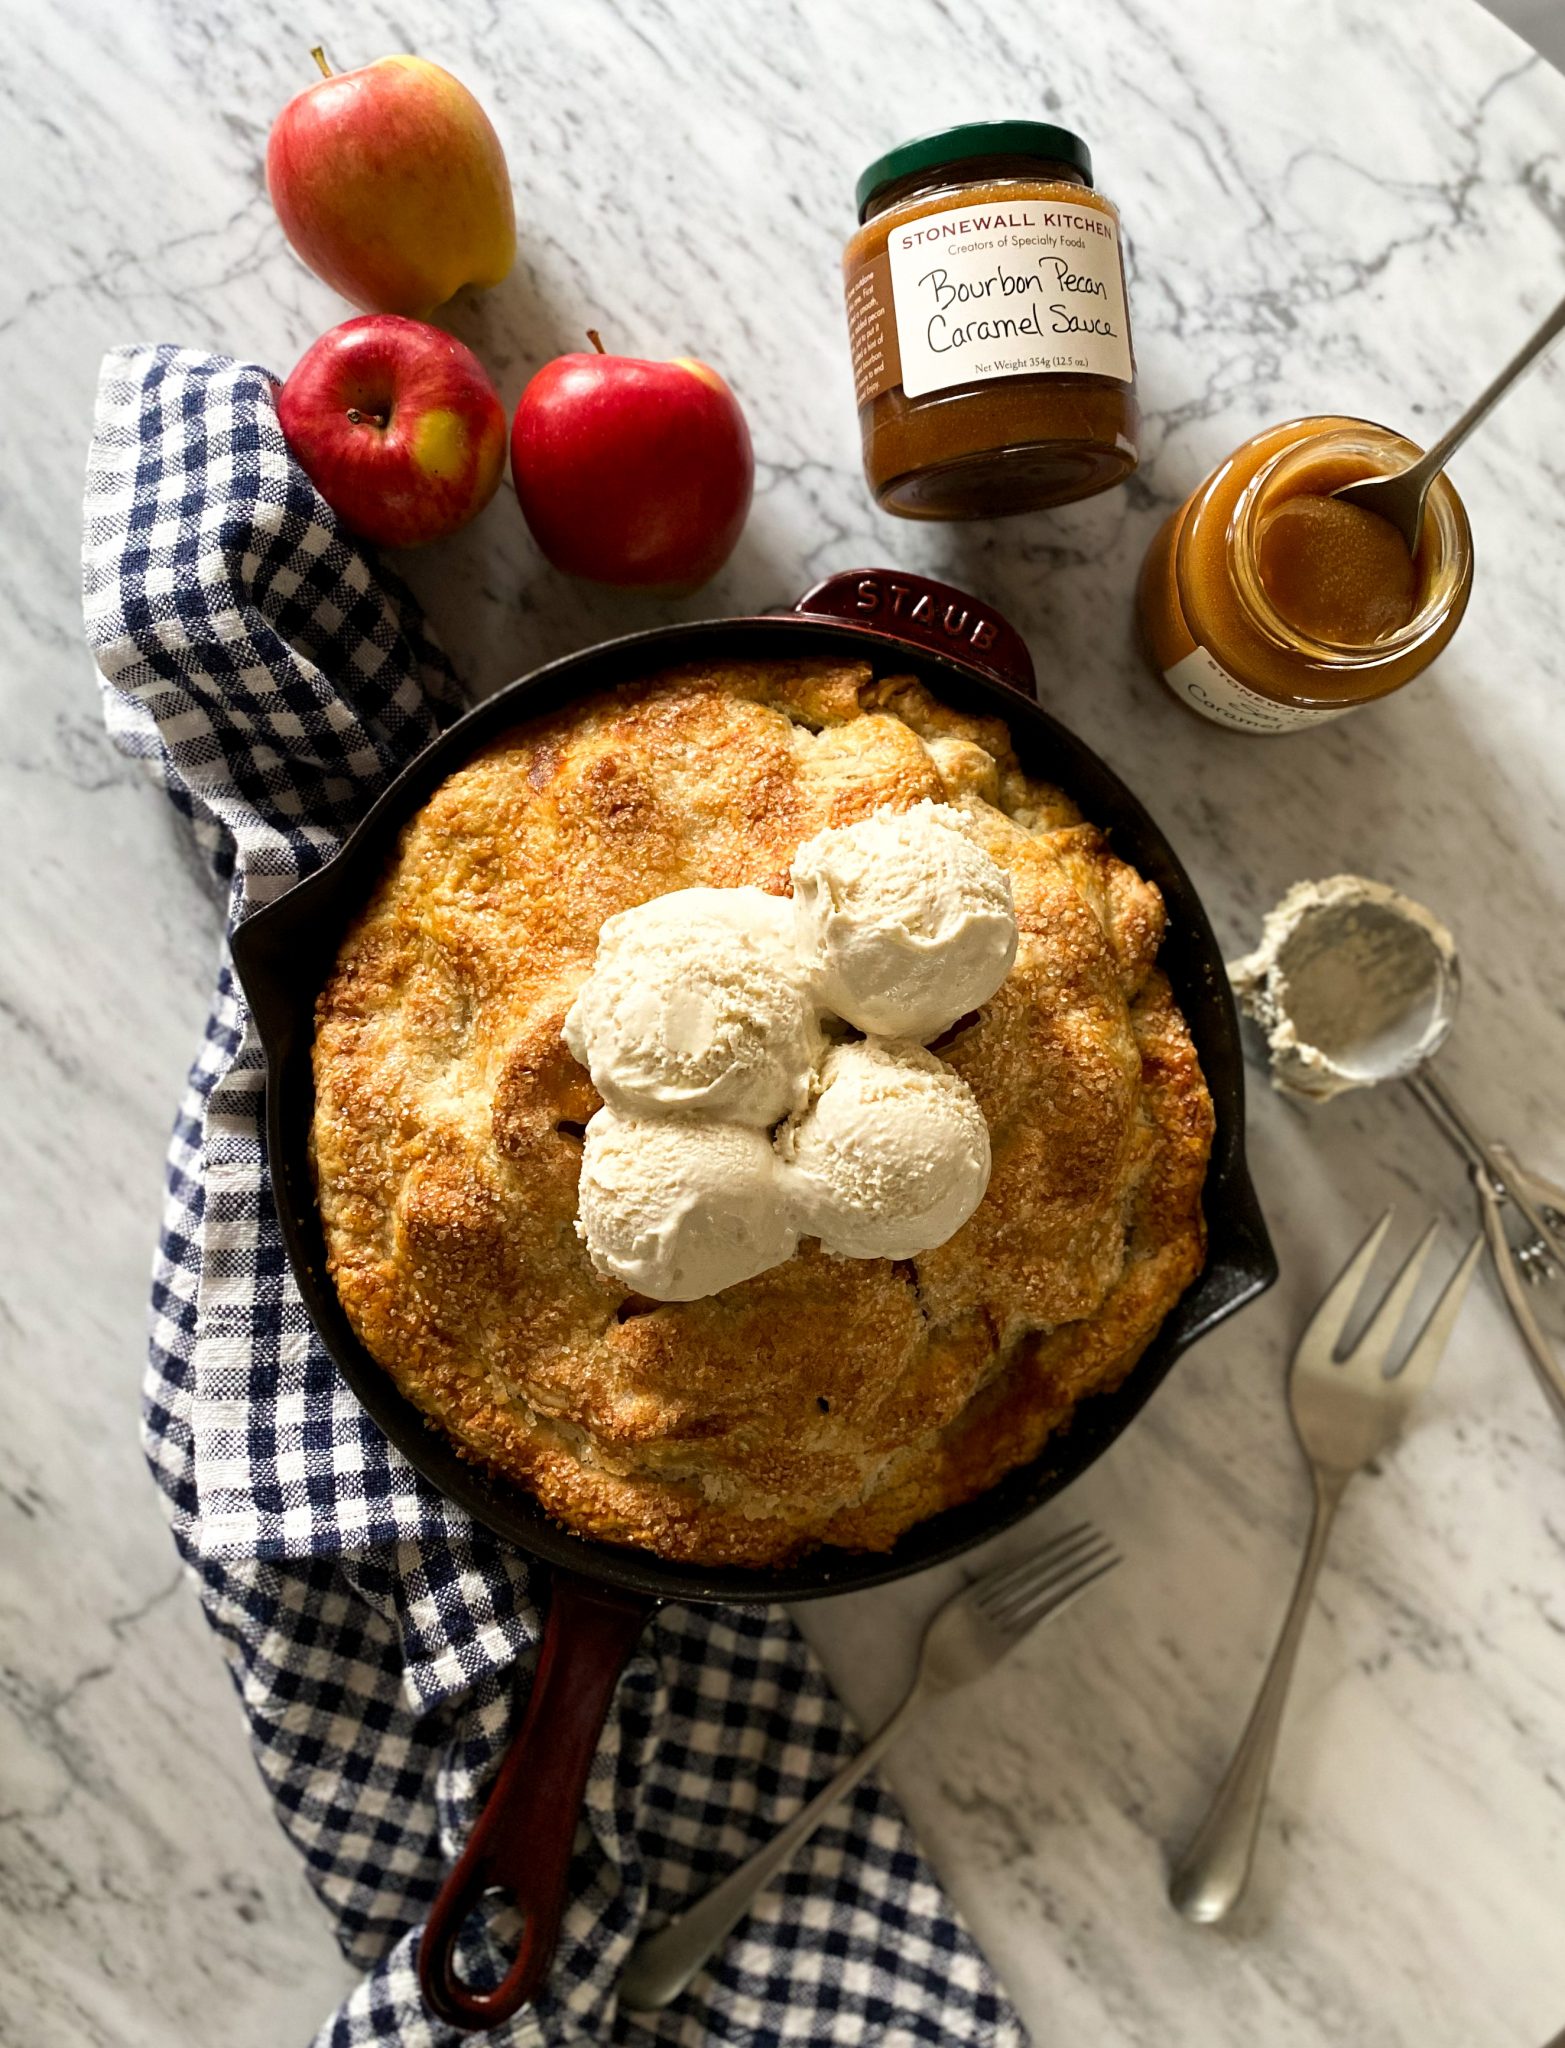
[277,315,507,548]
[266,51,515,318]
[510,336,754,590]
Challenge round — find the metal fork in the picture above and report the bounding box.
[619,1521,1121,2010]
[1169,1212,1482,1924]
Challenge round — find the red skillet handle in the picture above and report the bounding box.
[418,1571,654,2030]
[792,568,1036,698]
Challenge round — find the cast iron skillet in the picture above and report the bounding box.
[231,568,1275,2028]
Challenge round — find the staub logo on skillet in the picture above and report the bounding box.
[851,574,999,653]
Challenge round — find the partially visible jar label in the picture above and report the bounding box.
[845,249,903,408]
[1164,647,1352,733]
[881,199,1133,401]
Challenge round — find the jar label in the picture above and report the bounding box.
[884,200,1133,400]
[845,248,903,407]
[1164,646,1353,733]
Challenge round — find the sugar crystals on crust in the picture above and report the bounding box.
[311,659,1212,1565]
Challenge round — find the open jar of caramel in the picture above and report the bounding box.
[1137,416,1474,734]
[843,121,1139,519]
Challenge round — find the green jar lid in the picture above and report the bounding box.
[855,120,1093,219]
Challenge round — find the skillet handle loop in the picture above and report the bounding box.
[418,1572,654,2030]
[791,568,1036,698]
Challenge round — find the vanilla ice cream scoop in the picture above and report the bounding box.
[790,801,1018,1042]
[577,1107,798,1301]
[779,1036,991,1261]
[564,886,820,1126]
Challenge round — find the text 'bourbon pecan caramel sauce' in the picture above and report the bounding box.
[843,121,1139,520]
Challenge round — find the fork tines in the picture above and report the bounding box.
[1304,1208,1484,1392]
[971,1520,1121,1632]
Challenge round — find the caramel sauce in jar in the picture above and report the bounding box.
[1137,416,1473,734]
[844,123,1139,520]
[1255,489,1417,644]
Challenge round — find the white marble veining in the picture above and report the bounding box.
[3,0,1564,2041]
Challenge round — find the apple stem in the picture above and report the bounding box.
[586,329,606,354]
[346,406,388,430]
[310,45,333,78]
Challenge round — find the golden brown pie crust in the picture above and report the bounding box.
[311,657,1212,1565]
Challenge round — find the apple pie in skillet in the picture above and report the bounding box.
[310,654,1213,1566]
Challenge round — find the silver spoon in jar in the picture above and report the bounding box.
[1229,877,1565,1429]
[1331,288,1565,550]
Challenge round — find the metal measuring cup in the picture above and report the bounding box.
[1229,876,1565,1428]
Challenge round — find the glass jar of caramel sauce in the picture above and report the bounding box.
[1137,416,1473,734]
[843,122,1138,519]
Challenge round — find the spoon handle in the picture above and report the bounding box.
[1410,288,1565,487]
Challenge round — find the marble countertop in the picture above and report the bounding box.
[5,0,1565,2041]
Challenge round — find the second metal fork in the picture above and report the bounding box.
[620,1520,1120,2009]
[1170,1211,1482,1924]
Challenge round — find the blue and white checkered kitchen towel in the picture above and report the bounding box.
[81,344,1028,2048]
